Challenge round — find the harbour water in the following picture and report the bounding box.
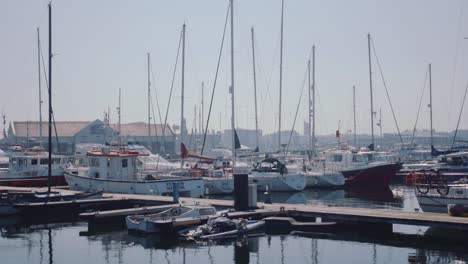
[1,186,468,264]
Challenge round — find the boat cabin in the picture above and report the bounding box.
[8,153,67,174]
[86,147,149,181]
[438,152,468,166]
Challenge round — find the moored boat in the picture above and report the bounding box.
[64,146,204,197]
[0,149,67,187]
[126,205,217,234]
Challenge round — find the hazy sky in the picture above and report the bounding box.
[1,0,467,137]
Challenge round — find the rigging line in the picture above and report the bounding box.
[448,0,465,133]
[200,3,230,155]
[371,38,403,144]
[451,82,468,149]
[410,67,429,146]
[257,31,280,132]
[149,58,164,136]
[39,35,60,148]
[162,30,183,139]
[286,61,309,153]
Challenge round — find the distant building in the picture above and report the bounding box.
[5,119,176,155]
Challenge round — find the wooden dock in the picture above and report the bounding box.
[2,186,468,230]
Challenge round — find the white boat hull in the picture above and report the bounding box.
[203,178,234,195]
[64,172,204,198]
[304,172,344,188]
[249,172,306,192]
[416,195,468,213]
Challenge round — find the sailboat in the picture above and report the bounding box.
[0,8,68,188]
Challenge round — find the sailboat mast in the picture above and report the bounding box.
[278,0,284,151]
[251,27,259,150]
[147,52,151,138]
[367,33,375,148]
[230,0,236,165]
[201,82,204,135]
[181,23,186,167]
[307,59,311,159]
[429,63,433,147]
[353,85,357,146]
[47,3,52,193]
[118,88,122,135]
[312,45,316,157]
[37,28,43,138]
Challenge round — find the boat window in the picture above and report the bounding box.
[332,155,342,162]
[366,154,374,162]
[107,158,110,167]
[199,208,216,216]
[10,158,17,166]
[40,158,49,165]
[122,159,128,168]
[352,155,362,162]
[90,158,100,167]
[18,159,25,166]
[31,159,38,165]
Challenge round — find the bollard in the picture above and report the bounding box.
[172,182,179,203]
[234,167,249,211]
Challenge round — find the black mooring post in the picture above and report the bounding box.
[234,172,249,211]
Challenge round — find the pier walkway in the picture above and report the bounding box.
[2,186,468,230]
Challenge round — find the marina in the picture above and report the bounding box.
[2,0,468,263]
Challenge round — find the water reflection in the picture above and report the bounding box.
[1,186,468,263]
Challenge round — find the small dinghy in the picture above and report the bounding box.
[126,205,217,234]
[0,190,103,216]
[179,217,265,241]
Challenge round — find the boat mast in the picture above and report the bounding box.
[367,33,375,149]
[353,85,357,146]
[37,28,43,138]
[147,52,151,138]
[47,3,52,193]
[307,59,311,160]
[278,0,284,152]
[118,88,122,136]
[312,45,316,157]
[181,23,186,167]
[251,27,259,151]
[230,0,236,165]
[429,63,433,148]
[201,82,204,135]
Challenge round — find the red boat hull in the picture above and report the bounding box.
[343,163,401,190]
[0,175,67,187]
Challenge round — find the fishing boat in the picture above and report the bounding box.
[63,146,204,197]
[178,216,265,241]
[126,205,217,234]
[322,147,401,190]
[0,148,67,187]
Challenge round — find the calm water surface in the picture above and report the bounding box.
[1,185,467,264]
